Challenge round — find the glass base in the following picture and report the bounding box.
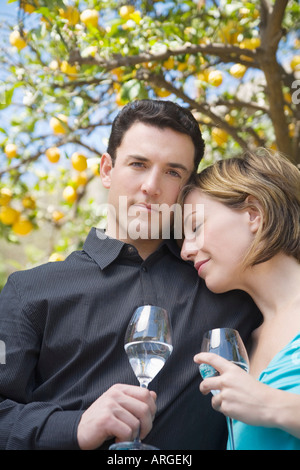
[109,441,158,450]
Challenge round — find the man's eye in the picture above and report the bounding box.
[168,170,181,178]
[130,162,145,167]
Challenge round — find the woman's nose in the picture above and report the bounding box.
[180,238,198,262]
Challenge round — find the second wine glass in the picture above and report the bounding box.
[199,328,249,450]
[109,305,173,450]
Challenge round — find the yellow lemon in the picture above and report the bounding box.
[80,9,99,28]
[22,195,36,209]
[290,55,300,71]
[240,37,261,50]
[52,210,65,222]
[208,70,223,87]
[59,6,80,25]
[71,152,87,172]
[21,2,36,13]
[9,30,27,50]
[63,186,77,203]
[154,87,172,98]
[45,147,60,163]
[12,217,33,236]
[50,115,68,135]
[119,5,135,20]
[73,171,88,186]
[163,57,175,70]
[60,61,78,80]
[0,206,20,225]
[0,188,13,206]
[211,127,228,146]
[230,63,247,79]
[91,163,100,176]
[48,253,65,262]
[4,143,18,158]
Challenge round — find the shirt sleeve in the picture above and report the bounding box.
[0,275,82,450]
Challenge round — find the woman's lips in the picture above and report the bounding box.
[194,259,210,275]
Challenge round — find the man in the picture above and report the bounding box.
[0,100,261,450]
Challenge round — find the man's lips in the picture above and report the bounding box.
[194,259,210,275]
[133,203,159,213]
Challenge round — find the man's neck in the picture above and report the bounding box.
[105,225,163,259]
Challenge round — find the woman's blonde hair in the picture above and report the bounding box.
[180,148,300,267]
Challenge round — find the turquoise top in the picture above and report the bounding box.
[229,332,300,450]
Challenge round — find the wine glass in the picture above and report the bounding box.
[199,328,249,450]
[109,305,173,450]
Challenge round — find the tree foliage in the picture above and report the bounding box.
[0,0,299,282]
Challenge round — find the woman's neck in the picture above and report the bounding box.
[241,254,300,321]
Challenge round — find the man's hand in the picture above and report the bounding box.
[77,383,157,450]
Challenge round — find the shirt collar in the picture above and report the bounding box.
[83,228,183,270]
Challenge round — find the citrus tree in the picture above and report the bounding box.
[0,0,299,285]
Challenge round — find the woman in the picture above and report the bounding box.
[180,148,300,450]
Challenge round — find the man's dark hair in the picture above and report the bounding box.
[107,99,205,173]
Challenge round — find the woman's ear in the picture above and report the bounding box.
[100,153,113,189]
[245,195,262,234]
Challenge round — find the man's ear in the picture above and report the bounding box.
[245,195,262,234]
[100,153,113,189]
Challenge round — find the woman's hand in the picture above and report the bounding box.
[194,352,272,427]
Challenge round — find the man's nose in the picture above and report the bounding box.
[141,169,161,197]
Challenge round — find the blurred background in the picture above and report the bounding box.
[0,0,299,289]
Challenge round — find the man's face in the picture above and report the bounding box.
[101,122,195,246]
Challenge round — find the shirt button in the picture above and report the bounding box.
[142,266,147,272]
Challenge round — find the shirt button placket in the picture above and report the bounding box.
[140,263,157,305]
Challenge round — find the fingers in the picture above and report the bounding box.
[77,383,157,450]
[194,352,232,373]
[114,385,157,440]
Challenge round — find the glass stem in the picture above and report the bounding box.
[227,417,235,450]
[133,383,148,443]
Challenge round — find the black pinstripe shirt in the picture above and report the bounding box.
[0,228,262,449]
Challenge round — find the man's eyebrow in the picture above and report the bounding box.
[126,155,189,173]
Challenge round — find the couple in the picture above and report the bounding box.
[0,99,298,450]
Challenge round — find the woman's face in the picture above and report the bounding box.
[181,189,256,293]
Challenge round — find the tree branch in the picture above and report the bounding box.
[136,69,249,150]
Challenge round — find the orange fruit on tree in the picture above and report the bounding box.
[211,127,228,146]
[119,5,135,20]
[48,253,65,262]
[230,63,247,79]
[50,115,68,135]
[12,217,33,236]
[0,206,20,225]
[21,2,36,13]
[59,6,80,26]
[71,152,87,171]
[52,210,65,222]
[4,143,18,158]
[154,87,172,98]
[208,70,223,87]
[60,61,78,80]
[73,171,88,186]
[46,147,60,163]
[290,55,300,71]
[9,30,27,50]
[240,37,261,50]
[80,9,99,28]
[63,185,77,203]
[0,188,13,206]
[22,195,36,209]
